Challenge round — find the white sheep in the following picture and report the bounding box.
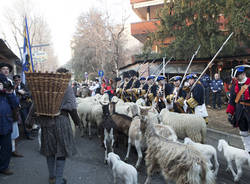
[88,103,103,138]
[107,152,138,184]
[217,139,250,182]
[160,108,207,143]
[184,137,219,176]
[77,96,101,136]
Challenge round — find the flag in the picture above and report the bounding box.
[22,16,34,84]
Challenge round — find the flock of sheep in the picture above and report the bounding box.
[67,93,250,184]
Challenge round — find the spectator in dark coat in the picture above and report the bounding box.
[210,73,223,109]
[13,75,33,140]
[0,71,19,175]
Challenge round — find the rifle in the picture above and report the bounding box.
[175,45,201,101]
[145,56,174,97]
[188,32,234,97]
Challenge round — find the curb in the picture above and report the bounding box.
[207,128,244,149]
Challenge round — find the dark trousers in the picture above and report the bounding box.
[204,87,210,105]
[0,132,12,171]
[20,107,30,137]
[212,91,222,108]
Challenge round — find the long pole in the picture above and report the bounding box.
[179,45,200,89]
[190,32,234,92]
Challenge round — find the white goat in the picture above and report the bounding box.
[125,113,176,169]
[140,108,215,184]
[217,139,250,182]
[107,152,138,184]
[184,137,219,176]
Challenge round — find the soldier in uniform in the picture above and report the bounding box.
[155,76,167,112]
[227,66,250,154]
[171,76,187,113]
[145,75,157,106]
[200,73,211,107]
[185,73,208,123]
[137,77,148,98]
[127,70,140,102]
[120,71,133,102]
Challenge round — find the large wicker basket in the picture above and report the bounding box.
[25,71,71,117]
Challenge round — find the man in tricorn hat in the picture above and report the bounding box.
[227,65,250,155]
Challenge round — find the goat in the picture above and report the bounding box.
[217,139,250,182]
[184,137,219,176]
[107,152,138,184]
[140,107,215,184]
[125,113,176,169]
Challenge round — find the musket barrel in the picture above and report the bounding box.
[190,32,234,92]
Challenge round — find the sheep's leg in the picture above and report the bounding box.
[213,153,219,176]
[111,129,115,152]
[226,159,236,179]
[135,140,142,169]
[104,129,108,164]
[88,122,92,139]
[234,160,243,182]
[113,172,117,184]
[125,137,132,161]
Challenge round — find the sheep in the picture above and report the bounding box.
[160,108,207,143]
[140,107,215,184]
[184,137,219,176]
[217,139,250,182]
[77,95,101,137]
[107,152,138,184]
[88,103,103,138]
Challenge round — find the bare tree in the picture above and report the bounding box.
[3,0,58,72]
[70,8,129,80]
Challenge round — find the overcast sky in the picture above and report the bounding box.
[0,0,140,66]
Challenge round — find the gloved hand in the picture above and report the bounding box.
[227,113,233,124]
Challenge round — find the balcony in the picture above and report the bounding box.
[131,20,160,42]
[130,0,165,21]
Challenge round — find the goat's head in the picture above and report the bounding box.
[107,152,120,167]
[138,106,151,134]
[111,96,119,104]
[218,139,227,152]
[184,137,193,145]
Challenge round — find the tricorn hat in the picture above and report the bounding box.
[234,65,250,77]
[186,73,198,80]
[0,62,13,72]
[170,76,182,82]
[157,76,165,81]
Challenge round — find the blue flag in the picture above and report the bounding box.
[22,17,34,84]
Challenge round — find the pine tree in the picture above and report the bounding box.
[148,0,249,60]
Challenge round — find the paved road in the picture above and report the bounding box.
[0,129,250,184]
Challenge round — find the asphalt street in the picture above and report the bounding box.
[0,128,250,184]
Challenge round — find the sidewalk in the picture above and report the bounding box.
[207,128,244,149]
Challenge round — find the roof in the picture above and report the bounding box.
[0,39,21,66]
